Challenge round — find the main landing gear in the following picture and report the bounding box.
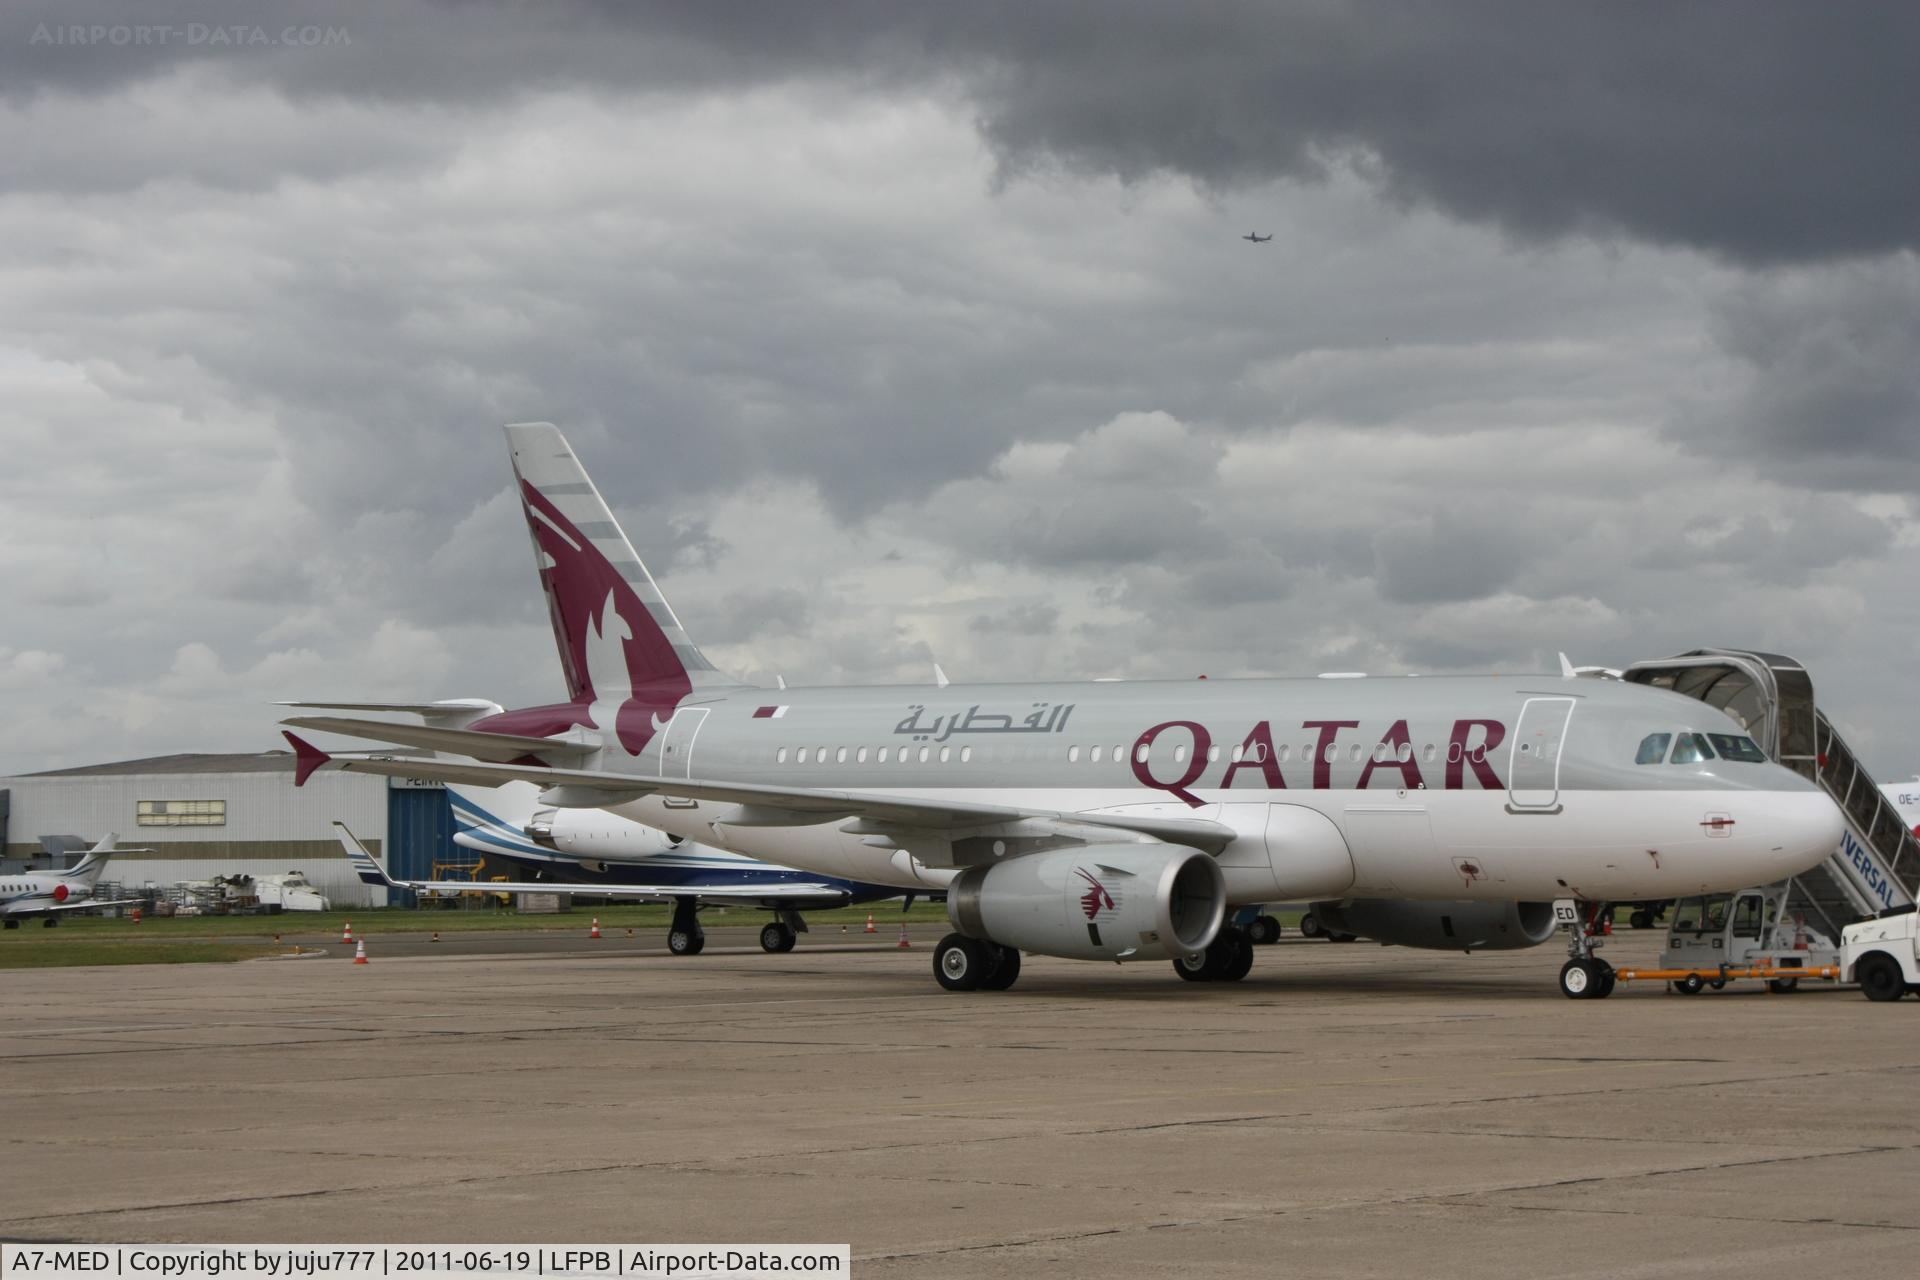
[1557,901,1615,999]
[759,908,807,954]
[933,934,1022,991]
[1173,927,1255,983]
[666,896,705,956]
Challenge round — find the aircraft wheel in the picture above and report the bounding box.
[2,919,17,929]
[1247,915,1282,945]
[1767,977,1800,994]
[1629,910,1653,930]
[1558,959,1599,999]
[1329,931,1358,943]
[1708,978,1727,991]
[979,945,1022,991]
[934,933,989,992]
[1858,954,1907,1002]
[1592,959,1616,999]
[1172,950,1210,981]
[1220,932,1255,982]
[759,921,797,954]
[43,917,59,928]
[1673,974,1704,995]
[1298,912,1323,939]
[668,927,705,956]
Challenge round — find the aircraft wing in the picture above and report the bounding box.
[28,898,148,915]
[332,823,847,902]
[287,731,1235,854]
[280,715,598,764]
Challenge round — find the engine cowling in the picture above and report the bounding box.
[525,808,683,859]
[1310,899,1557,951]
[949,843,1225,962]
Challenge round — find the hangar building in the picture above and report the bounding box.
[0,752,462,908]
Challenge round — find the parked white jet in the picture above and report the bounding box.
[1,836,146,927]
[283,423,1846,998]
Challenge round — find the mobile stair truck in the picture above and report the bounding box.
[1839,904,1920,1002]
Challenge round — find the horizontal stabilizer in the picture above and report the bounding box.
[280,716,598,764]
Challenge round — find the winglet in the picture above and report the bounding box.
[934,662,950,689]
[1558,651,1577,680]
[283,731,331,787]
[334,821,399,888]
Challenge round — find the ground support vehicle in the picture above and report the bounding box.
[1839,903,1920,1002]
[1616,885,1840,995]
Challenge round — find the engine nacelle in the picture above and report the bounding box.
[1310,899,1558,951]
[525,808,684,859]
[949,843,1225,962]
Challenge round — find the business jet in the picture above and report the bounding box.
[1242,232,1272,243]
[282,423,1845,998]
[1,835,146,927]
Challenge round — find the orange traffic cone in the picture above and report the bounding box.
[897,922,912,950]
[340,920,354,944]
[353,939,368,965]
[272,933,281,945]
[863,913,877,934]
[590,917,602,939]
[430,931,440,943]
[840,923,847,935]
[626,928,634,939]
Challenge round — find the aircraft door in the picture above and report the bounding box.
[1507,697,1576,811]
[653,707,709,781]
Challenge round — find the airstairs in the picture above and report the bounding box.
[1620,648,1917,939]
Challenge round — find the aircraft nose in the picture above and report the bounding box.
[1760,790,1846,879]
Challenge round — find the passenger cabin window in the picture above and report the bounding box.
[777,747,788,763]
[1091,746,1103,763]
[795,748,808,764]
[1669,733,1715,765]
[857,747,868,763]
[877,747,889,763]
[1709,733,1767,763]
[1634,733,1672,765]
[960,746,971,763]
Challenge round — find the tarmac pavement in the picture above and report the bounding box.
[2,925,1916,1277]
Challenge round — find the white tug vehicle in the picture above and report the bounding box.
[1605,884,1841,995]
[1839,904,1920,1002]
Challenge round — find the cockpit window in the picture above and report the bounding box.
[1669,732,1715,764]
[1635,733,1672,765]
[1708,733,1767,763]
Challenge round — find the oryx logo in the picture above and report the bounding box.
[1074,868,1115,921]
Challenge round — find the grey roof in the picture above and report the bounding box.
[19,752,298,778]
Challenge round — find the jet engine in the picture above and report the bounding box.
[524,808,681,858]
[1309,899,1558,951]
[948,843,1225,962]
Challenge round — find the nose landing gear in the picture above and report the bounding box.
[1555,899,1616,999]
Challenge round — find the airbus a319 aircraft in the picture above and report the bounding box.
[283,424,1845,998]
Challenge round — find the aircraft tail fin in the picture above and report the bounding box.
[66,834,122,885]
[505,423,726,707]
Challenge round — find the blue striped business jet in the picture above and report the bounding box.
[334,815,898,955]
[284,423,1845,998]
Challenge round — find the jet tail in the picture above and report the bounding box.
[66,834,123,886]
[335,822,400,889]
[505,423,727,708]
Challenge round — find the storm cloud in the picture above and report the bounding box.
[1,2,1916,777]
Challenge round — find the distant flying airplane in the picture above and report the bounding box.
[1,835,147,927]
[1242,232,1272,243]
[283,423,1844,999]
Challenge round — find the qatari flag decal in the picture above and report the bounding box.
[753,705,789,719]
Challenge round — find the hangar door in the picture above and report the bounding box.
[387,782,458,908]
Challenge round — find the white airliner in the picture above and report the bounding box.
[1,836,146,927]
[282,423,1846,998]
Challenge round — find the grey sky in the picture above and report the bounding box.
[1,2,1915,779]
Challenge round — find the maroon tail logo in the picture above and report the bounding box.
[518,479,692,757]
[1075,868,1115,921]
